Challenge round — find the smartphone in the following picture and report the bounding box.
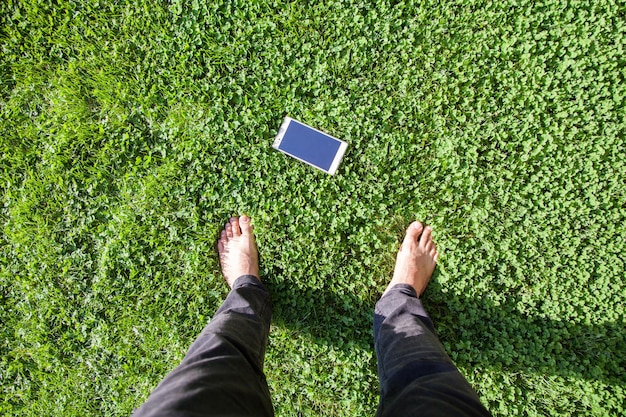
[273,117,348,175]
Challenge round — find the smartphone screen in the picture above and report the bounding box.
[273,117,348,175]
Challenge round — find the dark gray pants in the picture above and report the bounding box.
[134,276,491,417]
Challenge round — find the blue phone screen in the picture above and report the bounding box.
[278,120,341,171]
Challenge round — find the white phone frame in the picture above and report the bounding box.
[273,116,348,175]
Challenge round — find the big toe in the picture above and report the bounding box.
[239,215,253,236]
[403,221,424,246]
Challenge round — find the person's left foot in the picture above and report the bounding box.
[217,215,260,288]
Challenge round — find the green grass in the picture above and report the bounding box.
[1,0,624,415]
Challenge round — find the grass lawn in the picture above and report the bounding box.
[1,0,624,415]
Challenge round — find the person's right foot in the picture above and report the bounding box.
[383,221,438,297]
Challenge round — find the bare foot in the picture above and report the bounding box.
[217,215,260,288]
[383,221,439,297]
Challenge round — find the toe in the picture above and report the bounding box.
[230,217,241,236]
[225,222,233,238]
[240,214,253,235]
[419,226,432,248]
[403,221,423,246]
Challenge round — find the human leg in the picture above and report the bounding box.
[374,222,491,417]
[134,216,274,417]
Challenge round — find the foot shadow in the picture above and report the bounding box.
[265,267,624,387]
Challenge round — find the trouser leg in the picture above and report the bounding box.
[374,284,492,417]
[134,275,274,417]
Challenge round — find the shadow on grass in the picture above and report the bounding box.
[265,269,625,387]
